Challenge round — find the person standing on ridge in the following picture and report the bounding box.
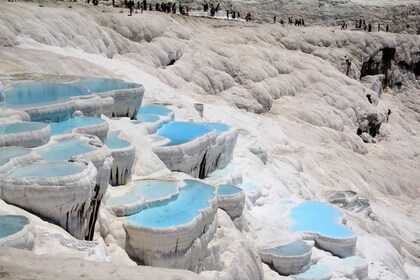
[345,56,351,76]
[226,9,229,19]
[274,15,276,23]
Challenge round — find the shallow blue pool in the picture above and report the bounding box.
[262,240,311,257]
[138,104,173,117]
[137,115,161,123]
[0,215,29,239]
[133,180,178,202]
[125,180,215,228]
[50,117,104,135]
[70,78,138,93]
[0,122,48,134]
[218,184,242,196]
[106,132,130,149]
[0,147,31,166]
[293,264,331,278]
[199,122,230,134]
[157,122,213,146]
[4,82,85,107]
[289,201,354,238]
[9,161,85,178]
[38,138,96,161]
[105,192,143,207]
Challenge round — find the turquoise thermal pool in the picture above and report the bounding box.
[70,78,138,93]
[157,122,213,146]
[125,180,215,228]
[50,117,105,135]
[138,104,173,117]
[289,201,354,238]
[4,82,85,108]
[136,115,161,123]
[133,180,178,202]
[38,138,96,161]
[294,264,331,279]
[262,240,311,257]
[9,161,86,178]
[218,184,242,196]
[0,122,48,134]
[0,215,30,239]
[0,147,31,166]
[106,132,130,149]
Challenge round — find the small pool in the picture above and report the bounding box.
[262,240,311,257]
[105,192,143,207]
[70,78,138,93]
[50,117,105,135]
[106,132,130,149]
[133,180,178,202]
[0,215,30,239]
[0,147,31,166]
[38,138,96,161]
[157,122,213,146]
[218,184,242,196]
[9,161,85,178]
[289,201,354,238]
[125,180,215,228]
[199,122,230,134]
[0,122,48,134]
[294,264,331,279]
[4,82,85,108]
[138,104,173,117]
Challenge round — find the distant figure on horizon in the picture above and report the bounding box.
[128,0,134,15]
[245,12,251,22]
[232,11,236,19]
[345,56,351,76]
[368,23,372,32]
[386,24,389,32]
[301,18,305,26]
[274,15,276,23]
[210,3,215,16]
[237,11,240,19]
[378,23,380,31]
[226,10,229,19]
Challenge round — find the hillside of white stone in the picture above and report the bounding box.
[0,1,419,279]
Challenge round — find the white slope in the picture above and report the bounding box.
[0,1,419,279]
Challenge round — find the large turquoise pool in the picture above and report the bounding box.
[157,122,213,146]
[50,117,104,135]
[289,201,354,238]
[9,161,86,178]
[125,180,215,228]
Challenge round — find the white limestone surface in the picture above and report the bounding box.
[0,215,36,251]
[99,86,145,119]
[153,130,218,178]
[71,120,109,143]
[0,160,97,240]
[0,121,51,148]
[107,134,136,186]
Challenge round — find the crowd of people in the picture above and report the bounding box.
[340,19,390,32]
[120,0,191,15]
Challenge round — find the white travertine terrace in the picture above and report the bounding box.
[99,86,145,119]
[23,100,76,123]
[153,126,238,179]
[123,184,218,271]
[310,233,357,258]
[217,186,246,220]
[259,241,312,275]
[0,215,36,251]
[70,120,109,143]
[107,133,135,186]
[0,122,51,148]
[135,114,174,134]
[0,109,30,124]
[0,160,97,240]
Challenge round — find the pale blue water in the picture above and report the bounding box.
[0,122,48,134]
[133,180,178,201]
[138,104,173,117]
[262,240,311,257]
[38,139,96,161]
[70,78,138,93]
[342,256,367,267]
[0,215,29,239]
[106,132,130,149]
[289,201,354,238]
[104,192,143,207]
[137,115,160,123]
[157,122,213,146]
[50,117,104,135]
[9,161,85,178]
[294,264,331,278]
[0,147,31,166]
[4,82,86,107]
[125,180,215,228]
[199,122,230,134]
[239,182,256,191]
[218,184,242,196]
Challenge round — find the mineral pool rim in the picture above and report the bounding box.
[124,180,215,228]
[106,132,131,149]
[156,121,215,146]
[0,215,30,239]
[8,161,86,178]
[50,117,105,135]
[38,138,97,161]
[218,184,243,196]
[0,122,49,134]
[289,201,355,239]
[261,240,311,257]
[0,146,31,166]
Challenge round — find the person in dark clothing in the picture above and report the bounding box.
[226,9,229,19]
[345,56,351,76]
[128,0,134,16]
[232,11,236,19]
[368,23,372,32]
[274,15,276,23]
[149,3,152,10]
[210,4,215,16]
[378,23,380,31]
[301,18,305,26]
[386,24,389,32]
